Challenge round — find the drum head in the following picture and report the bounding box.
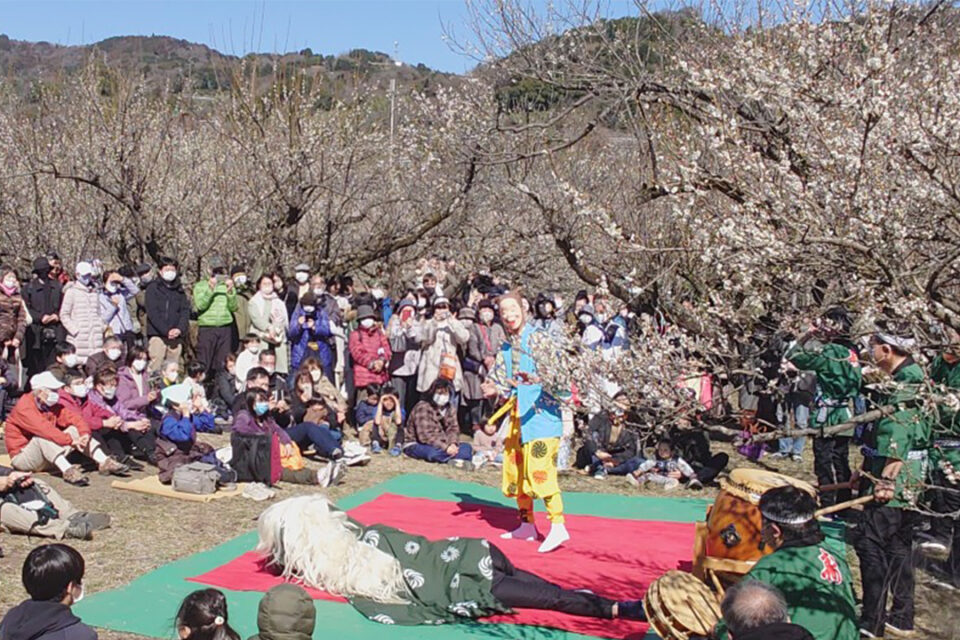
[721,468,816,504]
[644,571,720,639]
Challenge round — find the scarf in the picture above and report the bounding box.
[0,283,19,297]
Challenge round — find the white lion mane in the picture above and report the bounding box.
[256,495,409,603]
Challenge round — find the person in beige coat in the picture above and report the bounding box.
[248,274,290,374]
[59,262,106,359]
[416,297,470,395]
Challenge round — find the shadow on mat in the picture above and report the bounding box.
[460,621,651,640]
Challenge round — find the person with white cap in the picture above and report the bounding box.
[3,372,129,486]
[416,296,470,399]
[855,328,932,638]
[155,382,225,485]
[59,261,106,359]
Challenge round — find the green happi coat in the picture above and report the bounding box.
[861,360,932,507]
[716,543,858,640]
[347,523,512,625]
[786,341,862,427]
[929,354,960,477]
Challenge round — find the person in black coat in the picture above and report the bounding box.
[576,392,640,478]
[22,257,64,377]
[144,257,190,373]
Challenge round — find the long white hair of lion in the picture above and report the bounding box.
[256,494,409,603]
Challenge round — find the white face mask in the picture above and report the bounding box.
[44,390,59,407]
[310,369,322,382]
[106,348,122,361]
[263,366,275,374]
[313,288,324,297]
[3,277,17,288]
[303,305,316,314]
[64,354,79,368]
[101,387,117,400]
[161,270,177,282]
[295,272,309,284]
[579,314,593,325]
[247,344,261,354]
[235,275,248,286]
[71,384,88,398]
[132,359,148,372]
[371,288,384,300]
[479,310,494,324]
[433,393,450,407]
[360,318,375,329]
[106,283,120,294]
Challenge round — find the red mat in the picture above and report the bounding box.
[190,493,695,639]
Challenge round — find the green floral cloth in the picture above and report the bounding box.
[348,523,512,625]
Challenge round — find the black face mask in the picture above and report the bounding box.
[35,268,51,280]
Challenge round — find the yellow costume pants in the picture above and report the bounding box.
[501,408,564,524]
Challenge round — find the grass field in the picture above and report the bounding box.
[1,434,957,640]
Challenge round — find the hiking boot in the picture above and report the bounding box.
[688,478,704,491]
[64,518,93,541]
[69,511,112,531]
[593,468,607,480]
[120,455,145,472]
[98,456,130,476]
[62,465,89,487]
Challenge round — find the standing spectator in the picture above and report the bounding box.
[248,275,290,375]
[387,298,422,417]
[99,269,140,351]
[416,297,469,401]
[349,305,391,402]
[144,257,190,373]
[46,252,69,286]
[59,262,105,360]
[532,293,564,338]
[288,292,334,378]
[775,366,817,462]
[578,304,604,349]
[470,300,506,428]
[231,264,252,352]
[0,265,26,371]
[193,256,237,376]
[458,306,487,433]
[286,263,312,316]
[23,256,65,376]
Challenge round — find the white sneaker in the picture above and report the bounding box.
[919,539,948,554]
[538,523,570,553]
[344,454,371,467]
[242,482,274,501]
[342,441,368,458]
[664,478,680,491]
[500,522,538,541]
[330,460,347,485]
[317,464,335,488]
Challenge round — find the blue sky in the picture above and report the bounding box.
[0,0,641,73]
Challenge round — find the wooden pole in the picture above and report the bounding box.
[814,495,875,518]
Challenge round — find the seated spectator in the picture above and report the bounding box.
[83,335,124,379]
[472,419,505,467]
[258,349,287,393]
[628,438,699,491]
[360,383,404,455]
[116,346,159,425]
[288,292,333,380]
[354,383,381,435]
[231,389,341,487]
[247,584,316,640]
[0,469,110,541]
[48,341,79,382]
[575,392,640,479]
[0,544,99,640]
[213,352,239,414]
[668,417,729,485]
[5,372,128,486]
[158,359,182,391]
[232,367,271,416]
[88,368,156,467]
[184,360,211,413]
[718,580,814,640]
[297,357,348,431]
[175,589,241,640]
[403,379,473,468]
[155,384,224,485]
[235,333,262,393]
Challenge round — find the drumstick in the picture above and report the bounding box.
[814,495,874,518]
[817,481,854,493]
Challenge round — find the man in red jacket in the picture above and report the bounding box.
[5,372,128,486]
[349,305,392,402]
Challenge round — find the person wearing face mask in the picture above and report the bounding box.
[349,305,392,403]
[0,544,100,638]
[24,256,66,377]
[193,255,238,377]
[155,383,228,485]
[249,274,290,375]
[4,372,130,486]
[531,293,564,339]
[235,334,263,394]
[854,329,932,639]
[230,264,252,352]
[58,262,106,361]
[214,352,239,413]
[286,263,313,316]
[387,297,423,420]
[99,269,140,353]
[82,335,124,379]
[458,306,489,433]
[403,378,473,468]
[87,368,155,467]
[115,346,161,437]
[0,266,27,371]
[577,304,604,350]
[296,357,349,431]
[416,297,470,402]
[575,392,640,479]
[47,342,80,383]
[288,292,334,378]
[145,257,190,373]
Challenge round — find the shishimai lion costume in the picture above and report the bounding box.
[256,495,646,626]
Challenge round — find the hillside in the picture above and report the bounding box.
[0,33,453,100]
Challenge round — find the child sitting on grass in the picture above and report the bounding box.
[357,383,404,454]
[628,438,701,491]
[472,419,505,468]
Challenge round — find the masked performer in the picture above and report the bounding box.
[257,495,646,626]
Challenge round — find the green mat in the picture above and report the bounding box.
[72,474,778,640]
